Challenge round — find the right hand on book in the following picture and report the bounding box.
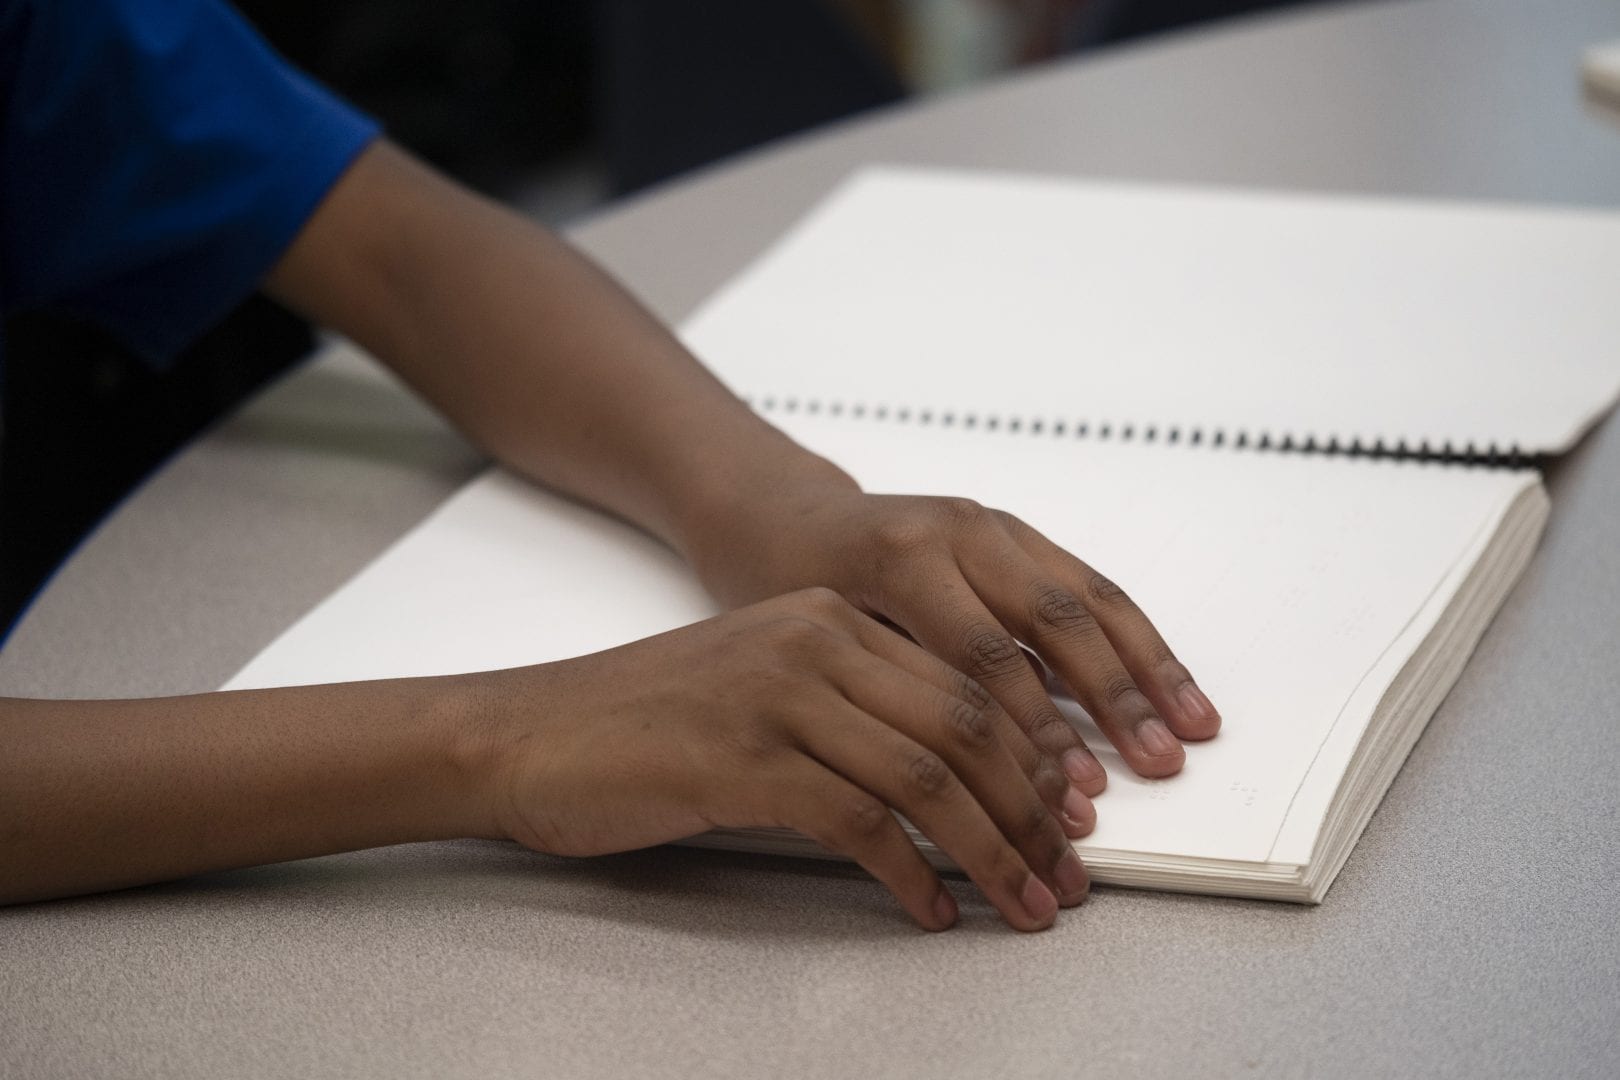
[479,587,1092,932]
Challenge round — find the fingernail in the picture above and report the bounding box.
[1177,683,1219,724]
[1054,849,1090,904]
[1136,717,1180,758]
[932,886,958,930]
[1020,873,1059,925]
[1062,785,1095,832]
[1061,747,1106,788]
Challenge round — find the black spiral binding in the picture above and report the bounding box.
[746,395,1536,470]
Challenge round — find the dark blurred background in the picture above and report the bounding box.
[0,0,1332,636]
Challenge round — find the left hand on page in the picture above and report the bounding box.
[689,483,1222,794]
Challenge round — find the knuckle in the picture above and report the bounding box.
[1031,757,1069,804]
[944,697,998,752]
[951,671,996,713]
[1017,802,1053,844]
[1030,586,1093,636]
[988,507,1023,532]
[962,628,1024,680]
[1151,648,1190,683]
[1024,708,1075,746]
[904,750,955,798]
[1084,571,1130,608]
[870,519,933,559]
[935,496,988,530]
[792,585,848,618]
[1102,673,1143,708]
[839,796,894,842]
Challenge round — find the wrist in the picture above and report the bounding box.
[430,672,525,842]
[667,429,858,567]
[676,450,862,606]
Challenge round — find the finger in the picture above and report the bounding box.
[776,759,960,932]
[958,542,1186,779]
[995,512,1222,741]
[800,594,1092,835]
[873,558,1111,797]
[852,631,1095,838]
[789,688,1062,932]
[830,642,1092,901]
[1020,645,1054,690]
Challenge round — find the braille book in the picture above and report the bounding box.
[227,168,1620,902]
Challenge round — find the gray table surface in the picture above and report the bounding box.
[5,1,1619,1076]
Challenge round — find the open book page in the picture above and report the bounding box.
[770,416,1537,864]
[680,167,1620,455]
[222,471,713,689]
[224,414,1537,871]
[1263,477,1533,870]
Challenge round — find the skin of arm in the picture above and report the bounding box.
[262,141,837,565]
[0,140,1219,924]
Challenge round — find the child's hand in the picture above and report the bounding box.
[685,477,1222,797]
[480,588,1092,932]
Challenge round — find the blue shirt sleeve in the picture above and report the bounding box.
[0,0,380,365]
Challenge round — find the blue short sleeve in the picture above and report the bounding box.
[0,0,380,365]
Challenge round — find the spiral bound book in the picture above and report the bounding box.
[682,167,1620,461]
[225,168,1620,902]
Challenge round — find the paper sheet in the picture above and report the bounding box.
[679,167,1620,456]
[224,415,1536,868]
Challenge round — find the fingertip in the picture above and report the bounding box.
[1132,756,1184,779]
[1054,848,1090,907]
[1172,683,1222,741]
[1129,718,1186,777]
[1170,716,1221,742]
[1061,785,1096,837]
[1136,717,1182,757]
[1061,747,1108,796]
[1130,752,1185,779]
[1018,873,1059,930]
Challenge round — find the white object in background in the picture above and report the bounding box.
[898,0,1021,91]
[1583,40,1620,108]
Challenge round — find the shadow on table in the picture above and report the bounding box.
[4,840,918,943]
[9,836,1288,946]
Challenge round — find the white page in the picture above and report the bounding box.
[771,417,1534,863]
[225,416,1534,868]
[679,167,1620,456]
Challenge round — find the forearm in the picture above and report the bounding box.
[0,677,499,905]
[265,141,853,562]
